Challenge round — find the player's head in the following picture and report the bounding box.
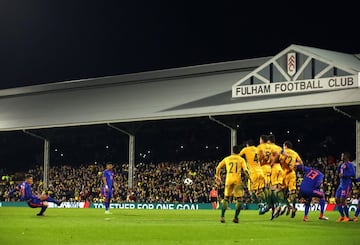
[341,152,351,161]
[232,145,241,154]
[267,134,275,144]
[246,139,255,147]
[283,140,292,149]
[106,162,113,170]
[25,174,33,184]
[259,135,268,144]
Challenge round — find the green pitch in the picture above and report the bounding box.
[0,208,358,245]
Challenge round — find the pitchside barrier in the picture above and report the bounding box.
[0,201,358,212]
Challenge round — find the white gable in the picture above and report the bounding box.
[232,44,360,98]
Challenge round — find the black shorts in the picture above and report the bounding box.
[210,197,217,202]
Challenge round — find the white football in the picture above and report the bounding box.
[184,178,193,185]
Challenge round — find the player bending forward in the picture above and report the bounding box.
[297,164,328,222]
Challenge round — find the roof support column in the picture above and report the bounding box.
[209,116,237,154]
[23,130,50,189]
[107,123,135,189]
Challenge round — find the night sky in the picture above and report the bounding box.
[0,1,359,171]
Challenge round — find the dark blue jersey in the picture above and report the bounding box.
[338,161,356,187]
[103,169,114,189]
[300,166,324,190]
[20,181,36,201]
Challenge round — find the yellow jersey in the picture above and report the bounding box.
[280,148,302,172]
[239,146,261,170]
[257,143,272,166]
[269,143,282,165]
[216,154,249,185]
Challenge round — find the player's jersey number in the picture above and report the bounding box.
[285,156,293,164]
[229,162,239,173]
[306,169,319,180]
[254,153,258,163]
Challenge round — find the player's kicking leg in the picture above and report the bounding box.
[28,198,49,216]
[40,193,65,207]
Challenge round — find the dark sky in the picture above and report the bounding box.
[0,1,359,89]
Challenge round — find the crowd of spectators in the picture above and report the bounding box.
[0,156,358,204]
[0,160,218,204]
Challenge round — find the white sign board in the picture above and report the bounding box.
[232,74,359,98]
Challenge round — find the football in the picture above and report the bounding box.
[183,178,193,185]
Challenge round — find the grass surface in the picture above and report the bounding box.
[0,207,358,245]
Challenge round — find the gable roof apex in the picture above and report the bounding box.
[232,44,360,89]
[287,44,360,73]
